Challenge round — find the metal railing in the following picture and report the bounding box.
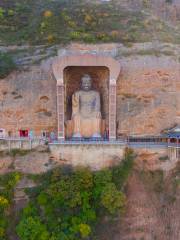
[0,136,179,148]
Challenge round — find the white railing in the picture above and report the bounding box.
[0,136,45,141]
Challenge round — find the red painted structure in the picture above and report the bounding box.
[19,130,29,137]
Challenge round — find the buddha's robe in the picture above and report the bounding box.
[72,90,102,138]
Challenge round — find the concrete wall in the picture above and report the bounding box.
[49,143,126,170]
[0,139,45,151]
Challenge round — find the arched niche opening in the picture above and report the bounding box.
[52,54,121,140]
[63,66,109,121]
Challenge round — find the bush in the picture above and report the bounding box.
[0,172,21,239]
[69,31,82,40]
[112,148,134,189]
[79,223,91,238]
[93,169,112,199]
[0,196,9,211]
[101,183,126,214]
[73,168,93,191]
[0,226,5,238]
[16,217,49,240]
[0,52,16,79]
[0,172,21,198]
[82,33,96,43]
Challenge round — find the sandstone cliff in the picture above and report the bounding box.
[0,43,179,136]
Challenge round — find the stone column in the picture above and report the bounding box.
[57,84,64,140]
[109,83,116,140]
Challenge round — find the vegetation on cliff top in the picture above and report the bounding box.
[0,52,16,78]
[0,0,179,46]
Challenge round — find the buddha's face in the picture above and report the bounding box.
[81,75,92,91]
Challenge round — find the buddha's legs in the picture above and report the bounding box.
[72,114,82,137]
[92,118,101,137]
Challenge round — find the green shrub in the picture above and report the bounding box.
[101,183,126,214]
[0,226,5,238]
[159,155,169,161]
[73,168,93,191]
[0,52,16,79]
[16,217,49,240]
[37,192,49,206]
[82,33,96,43]
[0,7,5,19]
[22,203,39,218]
[0,172,21,197]
[112,148,134,189]
[0,172,21,239]
[0,196,9,212]
[79,223,91,238]
[93,169,112,199]
[69,31,82,40]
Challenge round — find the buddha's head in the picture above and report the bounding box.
[81,74,92,91]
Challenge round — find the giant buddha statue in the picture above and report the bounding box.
[71,74,102,138]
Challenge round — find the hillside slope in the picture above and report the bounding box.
[0,0,179,45]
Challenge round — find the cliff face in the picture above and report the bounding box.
[0,67,57,135]
[98,166,180,240]
[116,53,180,135]
[95,150,180,240]
[0,43,179,136]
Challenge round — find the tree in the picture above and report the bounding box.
[16,217,49,240]
[101,183,126,214]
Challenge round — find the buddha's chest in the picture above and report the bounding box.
[79,93,96,107]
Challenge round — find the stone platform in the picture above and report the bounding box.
[49,141,126,170]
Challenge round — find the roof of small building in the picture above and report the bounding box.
[166,125,180,138]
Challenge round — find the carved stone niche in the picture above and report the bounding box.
[52,54,121,141]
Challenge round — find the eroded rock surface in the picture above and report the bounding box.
[0,43,179,136]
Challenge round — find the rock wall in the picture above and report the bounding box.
[0,139,46,151]
[0,67,57,135]
[49,143,125,170]
[117,54,180,135]
[0,43,179,136]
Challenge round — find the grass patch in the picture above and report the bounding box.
[0,0,179,45]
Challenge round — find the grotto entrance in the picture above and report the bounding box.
[63,66,109,139]
[52,54,121,141]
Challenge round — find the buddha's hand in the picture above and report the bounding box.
[72,113,78,119]
[95,112,101,118]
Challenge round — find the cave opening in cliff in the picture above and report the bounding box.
[63,66,110,138]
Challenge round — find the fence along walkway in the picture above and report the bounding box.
[0,137,46,151]
[0,136,179,150]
